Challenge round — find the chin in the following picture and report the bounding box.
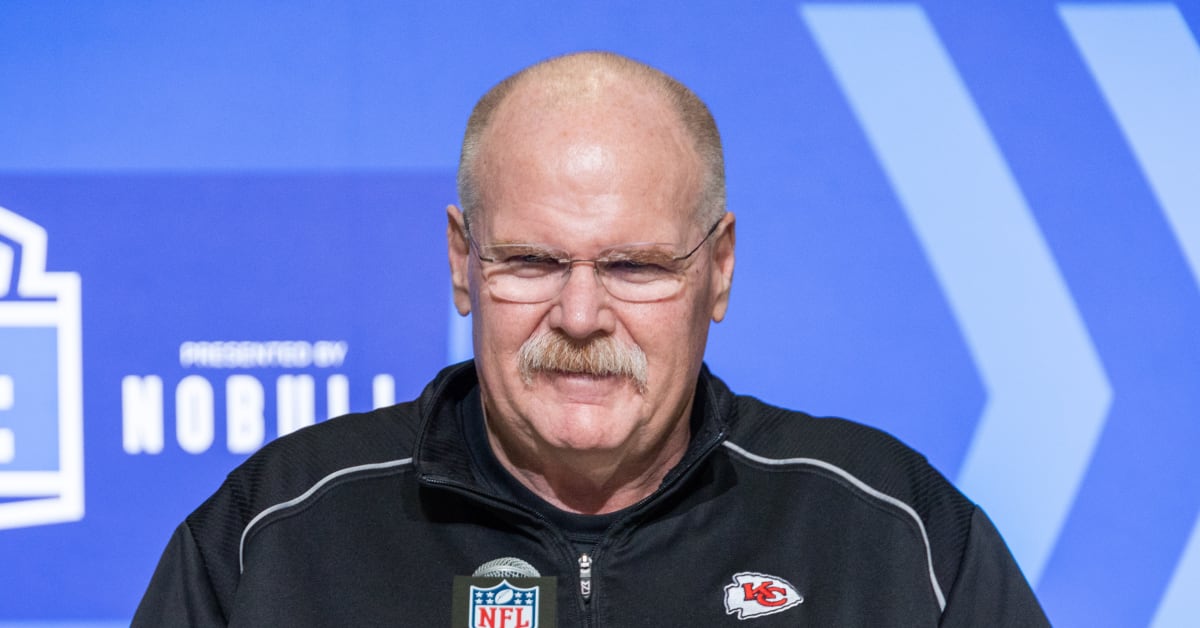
[528,371,644,407]
[535,413,630,452]
[549,436,625,456]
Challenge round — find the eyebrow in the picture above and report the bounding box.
[484,241,680,252]
[484,243,569,255]
[599,248,678,264]
[483,242,682,260]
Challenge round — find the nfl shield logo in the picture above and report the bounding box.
[0,207,84,531]
[470,579,539,628]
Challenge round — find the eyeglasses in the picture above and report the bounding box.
[466,218,723,304]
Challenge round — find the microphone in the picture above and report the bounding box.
[473,556,541,578]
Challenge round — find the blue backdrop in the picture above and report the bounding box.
[1,2,1198,626]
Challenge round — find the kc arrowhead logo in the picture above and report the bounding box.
[0,207,84,530]
[723,572,803,620]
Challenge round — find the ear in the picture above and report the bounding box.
[709,212,736,323]
[447,205,472,316]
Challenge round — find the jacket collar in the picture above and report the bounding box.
[412,360,735,497]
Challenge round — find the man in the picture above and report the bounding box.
[135,52,1048,626]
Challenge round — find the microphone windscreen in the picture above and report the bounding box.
[473,556,541,578]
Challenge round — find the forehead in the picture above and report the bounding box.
[472,78,704,243]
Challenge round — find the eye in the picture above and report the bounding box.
[601,258,675,282]
[505,252,561,265]
[501,252,565,277]
[606,259,660,271]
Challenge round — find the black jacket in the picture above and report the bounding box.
[134,361,1048,626]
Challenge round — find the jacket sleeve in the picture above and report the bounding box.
[131,522,228,627]
[938,507,1051,627]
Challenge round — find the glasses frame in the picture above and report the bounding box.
[464,217,724,304]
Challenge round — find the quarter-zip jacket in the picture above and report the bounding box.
[134,361,1048,626]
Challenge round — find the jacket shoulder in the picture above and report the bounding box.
[139,362,476,622]
[221,402,420,507]
[725,395,944,491]
[723,393,977,603]
[182,400,422,615]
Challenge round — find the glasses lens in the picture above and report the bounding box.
[475,242,696,303]
[478,247,567,303]
[595,254,686,302]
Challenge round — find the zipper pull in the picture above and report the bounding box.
[579,553,593,601]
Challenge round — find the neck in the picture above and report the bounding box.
[484,407,693,515]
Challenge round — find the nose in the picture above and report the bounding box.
[547,262,617,340]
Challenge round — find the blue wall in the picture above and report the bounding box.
[1,2,1198,626]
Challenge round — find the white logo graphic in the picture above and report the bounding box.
[0,207,84,530]
[723,572,803,620]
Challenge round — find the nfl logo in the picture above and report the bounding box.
[470,579,539,628]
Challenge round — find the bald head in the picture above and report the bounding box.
[457,52,725,228]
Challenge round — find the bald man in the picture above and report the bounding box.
[135,52,1048,627]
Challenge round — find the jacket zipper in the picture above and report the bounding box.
[419,380,730,626]
[421,476,600,623]
[579,553,593,601]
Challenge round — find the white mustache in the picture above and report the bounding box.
[517,331,648,392]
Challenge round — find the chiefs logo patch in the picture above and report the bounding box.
[723,572,803,620]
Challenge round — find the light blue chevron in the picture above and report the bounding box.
[1059,5,1200,625]
[1152,512,1200,628]
[1061,4,1200,293]
[800,4,1112,585]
